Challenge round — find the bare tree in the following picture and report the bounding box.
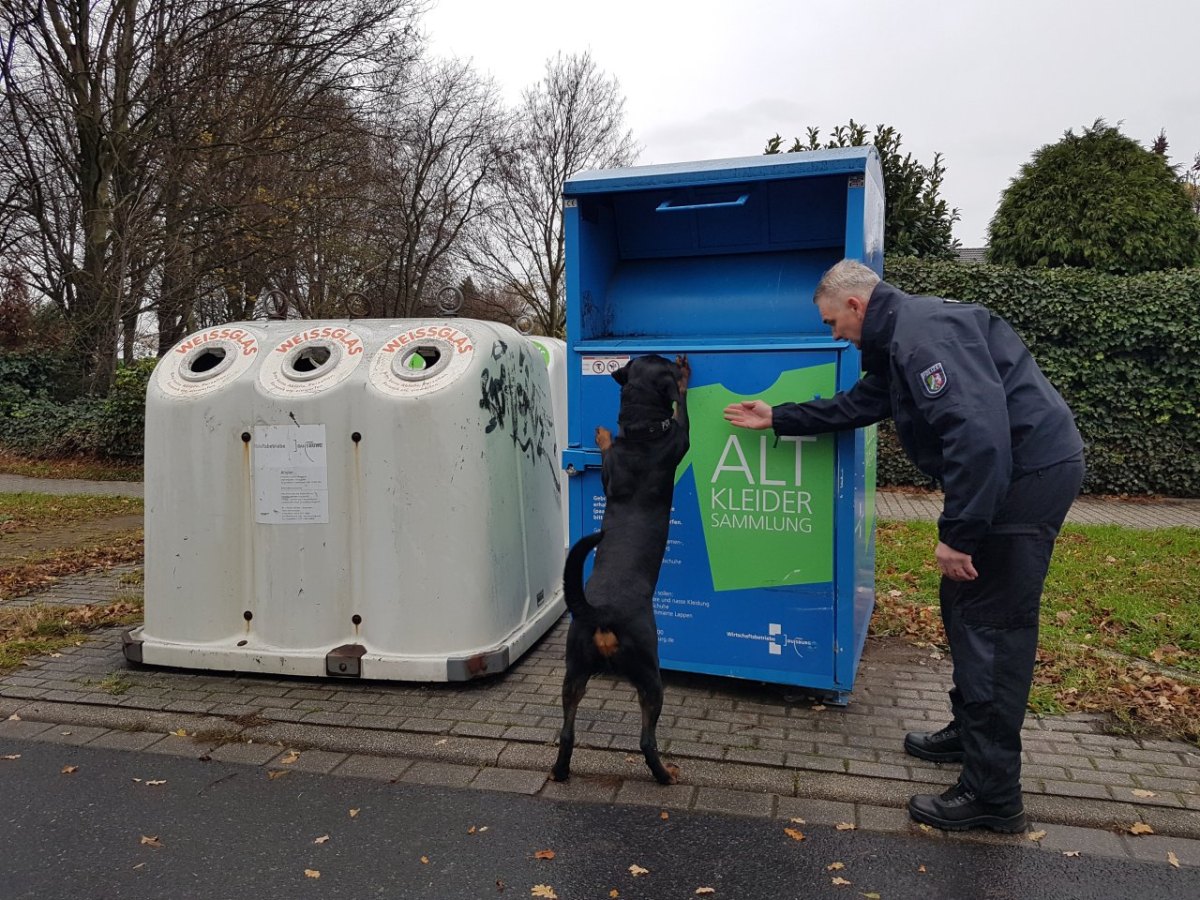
[341,55,508,318]
[0,0,421,389]
[456,274,525,327]
[468,51,637,337]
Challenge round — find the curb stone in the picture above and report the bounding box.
[1,713,1194,870]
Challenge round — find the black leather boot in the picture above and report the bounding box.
[903,722,964,763]
[908,781,1027,832]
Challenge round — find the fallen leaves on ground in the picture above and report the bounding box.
[420,856,429,864]
[1129,822,1155,835]
[304,869,320,879]
[61,764,78,774]
[280,750,301,764]
[826,862,845,871]
[1062,851,1081,857]
[145,779,166,787]
[0,535,144,606]
[831,876,851,886]
[628,864,649,877]
[1,754,19,760]
[533,850,555,860]
[531,886,557,899]
[267,770,289,780]
[1168,851,1180,868]
[875,550,1200,745]
[1031,648,1200,743]
[660,811,669,821]
[695,889,715,895]
[1027,830,1047,842]
[835,822,856,831]
[784,828,805,842]
[8,713,20,721]
[169,729,187,737]
[0,598,142,675]
[140,835,163,849]
[788,817,806,825]
[1131,789,1157,798]
[313,835,330,845]
[917,865,927,873]
[349,808,360,818]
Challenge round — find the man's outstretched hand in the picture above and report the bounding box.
[723,400,773,430]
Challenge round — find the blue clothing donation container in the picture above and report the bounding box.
[562,148,884,703]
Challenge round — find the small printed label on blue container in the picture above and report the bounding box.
[581,355,629,376]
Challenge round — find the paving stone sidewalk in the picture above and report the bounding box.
[2,476,1197,868]
[2,564,1197,870]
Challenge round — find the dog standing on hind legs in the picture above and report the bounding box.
[551,353,690,785]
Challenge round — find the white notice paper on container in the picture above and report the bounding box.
[253,424,329,524]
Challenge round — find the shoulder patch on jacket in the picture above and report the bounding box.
[919,362,949,397]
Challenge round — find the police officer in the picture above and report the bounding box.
[723,259,1085,832]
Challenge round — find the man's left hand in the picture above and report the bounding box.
[935,541,977,581]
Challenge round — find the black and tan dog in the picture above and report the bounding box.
[551,353,690,785]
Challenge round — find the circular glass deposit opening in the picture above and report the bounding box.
[392,344,449,381]
[179,344,235,382]
[283,341,341,381]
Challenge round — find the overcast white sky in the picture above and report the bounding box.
[423,0,1199,248]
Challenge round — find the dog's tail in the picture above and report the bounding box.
[563,530,604,625]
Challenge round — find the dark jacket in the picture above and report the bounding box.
[772,282,1083,555]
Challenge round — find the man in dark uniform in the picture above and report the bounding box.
[723,259,1085,832]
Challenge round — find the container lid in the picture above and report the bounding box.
[564,147,879,196]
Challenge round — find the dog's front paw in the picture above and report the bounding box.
[595,426,613,451]
[674,354,691,392]
[549,766,570,783]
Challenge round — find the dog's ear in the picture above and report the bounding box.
[665,377,681,404]
[661,369,681,404]
[611,362,630,385]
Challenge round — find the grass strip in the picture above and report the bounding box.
[0,598,144,673]
[874,519,1200,743]
[0,451,142,482]
[0,493,143,532]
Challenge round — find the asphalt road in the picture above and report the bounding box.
[1,738,1193,900]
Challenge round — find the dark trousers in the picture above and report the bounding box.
[939,455,1085,803]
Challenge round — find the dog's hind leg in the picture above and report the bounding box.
[550,667,590,782]
[632,673,678,785]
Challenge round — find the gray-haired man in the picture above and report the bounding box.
[724,259,1084,832]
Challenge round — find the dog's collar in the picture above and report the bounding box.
[619,417,674,442]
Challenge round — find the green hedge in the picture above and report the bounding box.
[4,265,1198,496]
[0,355,155,461]
[883,258,1200,497]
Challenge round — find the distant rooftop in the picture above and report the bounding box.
[955,247,988,264]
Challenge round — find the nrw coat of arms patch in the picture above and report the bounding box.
[920,362,949,397]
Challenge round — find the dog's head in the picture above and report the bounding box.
[613,354,681,414]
